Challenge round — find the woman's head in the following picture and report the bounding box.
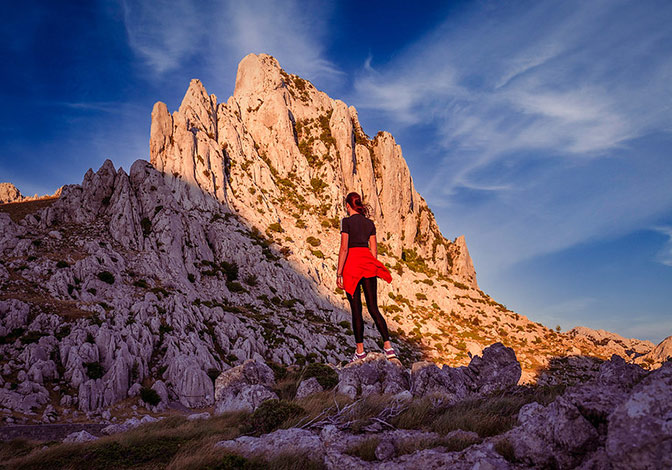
[345,192,370,218]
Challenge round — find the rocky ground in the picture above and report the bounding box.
[1,344,669,469]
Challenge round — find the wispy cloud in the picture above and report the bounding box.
[352,0,672,273]
[120,0,339,83]
[653,226,672,267]
[121,0,204,74]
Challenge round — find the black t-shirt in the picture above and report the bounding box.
[341,213,376,248]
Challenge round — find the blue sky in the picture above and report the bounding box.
[1,0,671,343]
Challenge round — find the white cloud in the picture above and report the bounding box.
[120,0,339,83]
[653,226,672,267]
[121,0,204,74]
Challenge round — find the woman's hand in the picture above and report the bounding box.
[337,274,344,289]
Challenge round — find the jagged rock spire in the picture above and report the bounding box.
[150,53,478,288]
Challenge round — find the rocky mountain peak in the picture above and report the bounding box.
[150,52,477,288]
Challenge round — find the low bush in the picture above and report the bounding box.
[140,387,161,406]
[302,363,339,390]
[97,271,115,284]
[85,361,104,380]
[243,399,305,436]
[226,281,246,293]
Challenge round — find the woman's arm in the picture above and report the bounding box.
[336,232,349,288]
[369,234,377,258]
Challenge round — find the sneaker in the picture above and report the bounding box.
[350,351,367,363]
[384,347,397,359]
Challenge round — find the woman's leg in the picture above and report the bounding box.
[361,276,390,345]
[346,279,365,352]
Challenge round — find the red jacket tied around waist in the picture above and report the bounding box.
[342,247,392,296]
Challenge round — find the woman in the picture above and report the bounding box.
[336,192,395,362]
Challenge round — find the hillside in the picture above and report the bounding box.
[0,53,662,426]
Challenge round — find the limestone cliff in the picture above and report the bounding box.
[150,53,477,290]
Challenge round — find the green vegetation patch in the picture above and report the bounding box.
[243,399,305,436]
[302,363,339,390]
[97,271,115,284]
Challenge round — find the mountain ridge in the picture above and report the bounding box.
[0,53,665,425]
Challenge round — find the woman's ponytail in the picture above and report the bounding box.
[345,192,371,218]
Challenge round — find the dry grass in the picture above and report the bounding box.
[0,439,40,462]
[346,432,481,461]
[0,196,58,223]
[2,413,248,470]
[346,436,380,461]
[391,385,565,437]
[1,385,565,468]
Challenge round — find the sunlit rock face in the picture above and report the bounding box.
[150,53,478,291]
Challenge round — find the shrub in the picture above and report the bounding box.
[244,274,258,286]
[220,261,239,280]
[141,217,152,237]
[56,260,69,269]
[310,250,324,259]
[267,362,288,380]
[244,399,305,436]
[303,363,338,390]
[310,177,328,193]
[133,279,149,289]
[19,330,47,345]
[415,293,427,300]
[226,281,246,293]
[494,438,517,463]
[140,386,161,406]
[97,271,115,284]
[188,273,195,283]
[268,223,283,233]
[85,361,104,380]
[306,236,321,247]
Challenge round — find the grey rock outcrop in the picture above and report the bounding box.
[214,359,278,414]
[411,342,521,400]
[605,361,672,469]
[336,353,409,399]
[295,377,324,399]
[504,354,659,469]
[63,430,99,443]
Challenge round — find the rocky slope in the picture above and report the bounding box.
[0,53,665,426]
[5,347,670,469]
[148,53,657,371]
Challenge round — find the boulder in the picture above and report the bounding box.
[411,342,520,400]
[605,361,672,469]
[505,396,600,469]
[295,377,324,399]
[214,359,277,414]
[463,342,522,394]
[336,353,409,399]
[215,428,324,461]
[63,430,98,443]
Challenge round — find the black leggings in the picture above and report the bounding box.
[346,276,390,343]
